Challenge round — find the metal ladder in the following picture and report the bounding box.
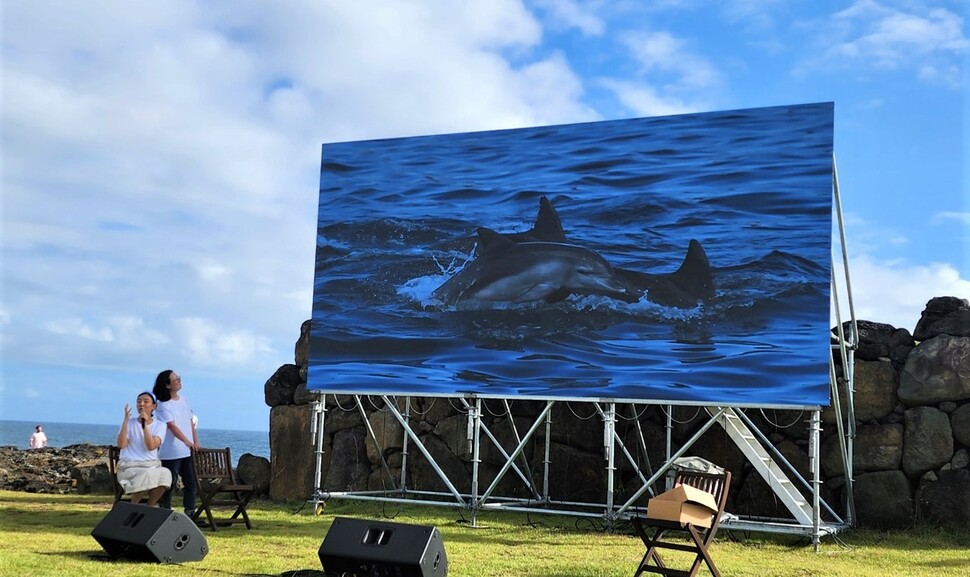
[714,407,815,525]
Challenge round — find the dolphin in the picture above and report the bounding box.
[475,196,565,255]
[613,239,714,307]
[433,228,630,306]
[475,196,715,308]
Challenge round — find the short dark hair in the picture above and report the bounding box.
[153,370,174,402]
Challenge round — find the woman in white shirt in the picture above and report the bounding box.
[153,369,200,516]
[116,391,172,506]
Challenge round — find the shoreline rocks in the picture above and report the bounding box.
[0,443,272,498]
[0,444,113,494]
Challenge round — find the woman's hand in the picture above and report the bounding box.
[118,404,131,448]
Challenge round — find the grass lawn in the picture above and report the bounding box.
[2,490,969,576]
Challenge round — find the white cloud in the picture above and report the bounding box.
[248,0,568,141]
[533,0,607,35]
[838,211,911,249]
[726,0,784,16]
[597,29,722,116]
[934,212,970,225]
[109,317,171,349]
[834,254,970,333]
[917,63,962,86]
[174,317,274,366]
[597,78,697,116]
[42,318,114,342]
[194,262,234,289]
[833,210,970,332]
[802,1,967,86]
[622,30,721,90]
[512,52,600,123]
[40,316,169,348]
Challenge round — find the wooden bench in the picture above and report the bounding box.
[190,447,255,531]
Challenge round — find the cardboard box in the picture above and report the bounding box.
[646,484,718,528]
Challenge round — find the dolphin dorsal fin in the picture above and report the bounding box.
[476,227,514,254]
[671,239,714,299]
[531,196,566,242]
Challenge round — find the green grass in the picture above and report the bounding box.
[2,490,970,576]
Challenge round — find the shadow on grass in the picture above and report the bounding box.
[1,505,108,535]
[32,545,317,577]
[917,559,970,571]
[0,494,293,541]
[33,549,217,568]
[844,527,970,552]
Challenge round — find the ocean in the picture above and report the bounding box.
[0,419,270,460]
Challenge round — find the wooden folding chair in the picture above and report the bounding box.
[106,446,127,503]
[191,447,255,531]
[632,470,732,577]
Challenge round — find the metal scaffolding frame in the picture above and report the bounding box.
[308,159,857,549]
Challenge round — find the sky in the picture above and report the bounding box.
[1,0,967,432]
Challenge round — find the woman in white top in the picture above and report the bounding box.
[153,370,200,516]
[116,391,172,506]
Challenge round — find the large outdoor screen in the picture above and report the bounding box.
[309,102,834,407]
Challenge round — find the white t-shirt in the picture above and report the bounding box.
[119,417,167,462]
[29,431,47,448]
[156,397,195,460]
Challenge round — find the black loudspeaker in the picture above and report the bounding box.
[91,501,209,563]
[319,516,447,577]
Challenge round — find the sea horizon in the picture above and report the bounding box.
[1,418,270,460]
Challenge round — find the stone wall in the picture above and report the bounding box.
[267,297,970,528]
[828,296,970,528]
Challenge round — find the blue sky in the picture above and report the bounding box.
[1,0,967,432]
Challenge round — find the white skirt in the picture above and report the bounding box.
[117,459,173,494]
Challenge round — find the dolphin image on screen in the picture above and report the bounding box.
[432,229,630,306]
[485,196,566,246]
[472,196,715,308]
[613,239,714,308]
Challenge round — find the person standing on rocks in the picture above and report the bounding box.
[153,370,200,517]
[116,391,172,506]
[28,425,47,449]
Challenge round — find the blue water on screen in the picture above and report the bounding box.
[310,103,834,407]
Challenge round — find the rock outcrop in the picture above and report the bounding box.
[236,453,272,497]
[0,444,113,494]
[0,444,271,498]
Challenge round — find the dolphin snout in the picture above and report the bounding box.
[586,275,634,299]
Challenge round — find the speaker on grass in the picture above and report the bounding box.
[319,516,447,577]
[91,501,208,563]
